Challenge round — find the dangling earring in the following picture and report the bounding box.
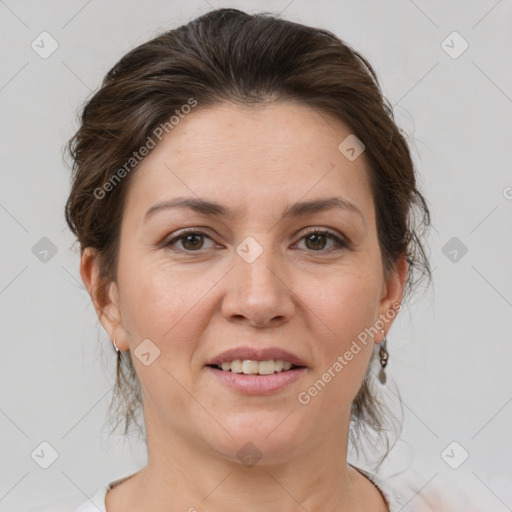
[112,338,120,354]
[378,330,389,385]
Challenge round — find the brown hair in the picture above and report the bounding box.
[65,8,430,469]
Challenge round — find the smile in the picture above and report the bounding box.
[207,359,298,375]
[205,362,307,395]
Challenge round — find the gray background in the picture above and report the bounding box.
[1,0,511,510]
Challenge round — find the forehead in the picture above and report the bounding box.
[124,102,373,219]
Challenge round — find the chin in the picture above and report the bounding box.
[202,412,312,467]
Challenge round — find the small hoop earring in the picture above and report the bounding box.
[378,336,389,385]
[112,338,120,354]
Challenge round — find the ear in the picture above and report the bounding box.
[376,253,408,343]
[80,247,128,351]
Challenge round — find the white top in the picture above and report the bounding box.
[75,465,415,512]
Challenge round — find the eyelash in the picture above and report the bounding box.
[164,227,350,253]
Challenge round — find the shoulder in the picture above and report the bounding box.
[350,464,416,512]
[74,486,108,512]
[74,473,136,512]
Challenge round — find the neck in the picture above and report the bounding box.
[122,412,362,512]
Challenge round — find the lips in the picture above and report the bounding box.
[205,346,308,394]
[205,346,308,369]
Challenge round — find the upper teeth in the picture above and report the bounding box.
[219,360,294,374]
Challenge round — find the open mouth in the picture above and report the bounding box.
[206,359,305,375]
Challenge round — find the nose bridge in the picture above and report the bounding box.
[235,234,284,296]
[222,234,294,326]
[238,246,278,291]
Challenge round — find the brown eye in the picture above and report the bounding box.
[296,229,348,252]
[305,232,328,251]
[165,231,215,252]
[181,233,204,250]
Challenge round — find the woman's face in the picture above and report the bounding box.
[87,102,405,464]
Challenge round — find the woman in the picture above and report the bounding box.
[66,8,430,512]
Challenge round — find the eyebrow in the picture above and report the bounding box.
[144,196,365,225]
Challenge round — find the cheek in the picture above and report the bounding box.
[119,263,177,339]
[117,255,219,361]
[306,264,382,348]
[115,257,213,420]
[296,265,381,410]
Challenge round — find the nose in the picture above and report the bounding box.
[221,244,295,328]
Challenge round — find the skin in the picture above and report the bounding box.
[81,102,407,512]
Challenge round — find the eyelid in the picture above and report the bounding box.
[294,227,350,250]
[299,226,344,239]
[163,226,350,252]
[163,227,218,248]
